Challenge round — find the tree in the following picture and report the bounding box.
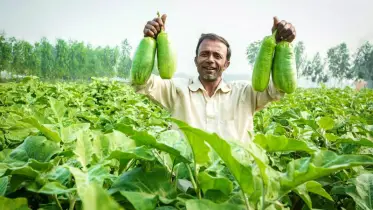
[0,34,13,73]
[39,37,55,79]
[302,52,328,84]
[294,41,306,78]
[352,41,373,82]
[246,40,262,66]
[55,39,70,79]
[327,43,353,82]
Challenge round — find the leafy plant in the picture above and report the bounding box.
[0,77,372,209]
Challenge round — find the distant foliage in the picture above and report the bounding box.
[0,32,133,80]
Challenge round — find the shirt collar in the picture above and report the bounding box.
[188,76,231,93]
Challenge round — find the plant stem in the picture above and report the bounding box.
[241,189,250,210]
[69,197,76,210]
[54,194,63,210]
[186,163,201,199]
[170,158,176,182]
[261,180,265,210]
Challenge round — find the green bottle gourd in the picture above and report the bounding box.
[272,41,297,94]
[252,30,277,92]
[156,12,177,79]
[130,37,157,85]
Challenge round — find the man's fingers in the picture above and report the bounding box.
[273,16,280,27]
[286,34,296,42]
[161,14,167,30]
[145,24,158,36]
[275,20,287,40]
[144,28,155,38]
[150,20,160,32]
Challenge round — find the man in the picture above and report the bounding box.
[133,14,296,143]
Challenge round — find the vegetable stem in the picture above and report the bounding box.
[186,163,201,199]
[54,194,63,210]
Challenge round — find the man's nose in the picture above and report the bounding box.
[206,54,214,63]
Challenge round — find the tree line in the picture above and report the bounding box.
[246,39,373,85]
[0,32,133,80]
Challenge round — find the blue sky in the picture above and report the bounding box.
[1,0,372,77]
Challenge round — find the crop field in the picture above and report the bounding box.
[0,77,372,210]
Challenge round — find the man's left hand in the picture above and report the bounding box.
[271,16,296,43]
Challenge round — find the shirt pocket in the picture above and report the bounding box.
[219,119,238,141]
[220,102,235,121]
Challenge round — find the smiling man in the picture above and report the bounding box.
[133,14,296,143]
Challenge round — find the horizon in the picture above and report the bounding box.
[1,0,373,78]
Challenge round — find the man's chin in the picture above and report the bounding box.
[201,74,218,81]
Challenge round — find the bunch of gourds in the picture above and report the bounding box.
[130,12,177,85]
[252,30,297,94]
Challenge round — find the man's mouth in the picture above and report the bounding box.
[203,67,216,73]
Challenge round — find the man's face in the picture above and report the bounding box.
[195,39,230,82]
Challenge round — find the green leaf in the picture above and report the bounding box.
[22,117,62,142]
[74,130,93,170]
[168,121,210,166]
[130,130,190,164]
[68,166,89,199]
[38,182,75,194]
[280,150,373,191]
[198,171,233,195]
[6,136,60,163]
[82,182,123,210]
[172,119,257,196]
[294,181,333,209]
[49,97,67,124]
[0,196,30,210]
[108,146,155,172]
[185,199,245,210]
[109,166,176,201]
[120,191,157,210]
[105,130,137,152]
[0,176,9,196]
[253,134,317,153]
[46,166,71,184]
[317,117,335,130]
[337,137,373,147]
[332,173,373,210]
[61,123,90,143]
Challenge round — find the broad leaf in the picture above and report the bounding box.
[185,199,245,210]
[280,150,373,191]
[74,130,93,170]
[332,173,373,210]
[294,181,333,209]
[82,182,123,210]
[109,166,176,202]
[198,171,233,195]
[22,117,62,142]
[120,191,157,210]
[317,116,335,130]
[0,176,8,196]
[0,196,30,210]
[6,136,60,163]
[253,134,317,153]
[173,119,257,196]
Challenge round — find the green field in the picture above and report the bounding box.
[0,77,373,210]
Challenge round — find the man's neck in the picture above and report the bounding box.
[199,77,222,97]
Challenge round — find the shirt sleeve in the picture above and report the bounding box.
[243,78,285,113]
[131,74,177,111]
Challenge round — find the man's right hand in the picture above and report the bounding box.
[143,14,167,38]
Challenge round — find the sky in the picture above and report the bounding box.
[1,0,373,77]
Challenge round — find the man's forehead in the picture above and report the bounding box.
[199,39,227,52]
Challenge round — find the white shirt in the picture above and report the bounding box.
[133,74,284,143]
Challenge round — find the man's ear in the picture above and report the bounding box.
[194,57,197,66]
[224,60,230,69]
